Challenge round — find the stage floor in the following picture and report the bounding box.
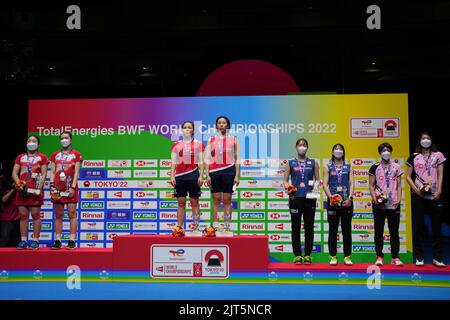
[2,281,450,300]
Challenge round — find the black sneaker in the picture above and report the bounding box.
[66,240,76,250]
[51,240,62,250]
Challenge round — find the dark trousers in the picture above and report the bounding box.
[327,204,353,257]
[289,197,316,256]
[0,220,21,247]
[411,193,443,261]
[373,204,400,258]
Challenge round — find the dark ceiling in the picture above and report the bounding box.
[1,0,450,95]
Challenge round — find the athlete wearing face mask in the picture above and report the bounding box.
[12,135,49,250]
[406,133,446,267]
[369,143,404,267]
[170,121,205,236]
[283,138,319,265]
[49,131,83,250]
[323,144,354,266]
[205,116,240,235]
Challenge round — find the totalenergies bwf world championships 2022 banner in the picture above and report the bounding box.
[28,94,411,263]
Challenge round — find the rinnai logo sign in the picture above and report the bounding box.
[239,222,266,231]
[160,159,172,167]
[151,244,229,279]
[353,169,369,177]
[83,160,105,168]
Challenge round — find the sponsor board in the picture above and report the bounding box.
[267,190,287,199]
[240,169,266,178]
[133,201,158,210]
[106,222,131,231]
[108,160,132,168]
[267,211,291,221]
[351,118,400,138]
[83,160,106,168]
[106,232,130,241]
[133,222,158,231]
[151,245,229,279]
[29,221,52,231]
[351,158,376,167]
[134,170,158,178]
[241,159,266,167]
[107,170,132,179]
[134,159,158,168]
[106,211,131,220]
[80,221,105,230]
[239,190,266,199]
[134,191,158,199]
[81,201,105,210]
[266,168,286,178]
[79,242,105,248]
[239,212,265,220]
[186,211,211,221]
[159,159,172,167]
[28,232,52,241]
[107,201,131,209]
[80,169,106,179]
[268,202,289,210]
[81,190,106,199]
[39,211,53,220]
[240,201,265,210]
[133,211,158,220]
[269,244,322,253]
[107,190,131,199]
[80,232,104,241]
[239,222,266,231]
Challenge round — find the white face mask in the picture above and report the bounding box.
[333,150,344,159]
[297,146,307,156]
[61,139,71,148]
[420,139,432,149]
[27,142,38,151]
[381,151,391,161]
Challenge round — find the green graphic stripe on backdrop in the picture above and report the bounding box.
[29,131,174,160]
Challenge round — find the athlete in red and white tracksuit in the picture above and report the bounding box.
[170,121,205,231]
[49,132,83,249]
[205,116,240,231]
[12,135,49,249]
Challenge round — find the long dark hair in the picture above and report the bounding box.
[415,132,438,153]
[331,143,345,163]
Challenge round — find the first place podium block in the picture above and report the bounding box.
[113,235,269,278]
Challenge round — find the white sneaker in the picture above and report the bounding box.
[391,258,404,266]
[329,256,338,266]
[433,259,446,268]
[415,259,424,267]
[344,256,353,266]
[375,257,383,266]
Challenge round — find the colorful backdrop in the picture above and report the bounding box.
[28,93,411,262]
